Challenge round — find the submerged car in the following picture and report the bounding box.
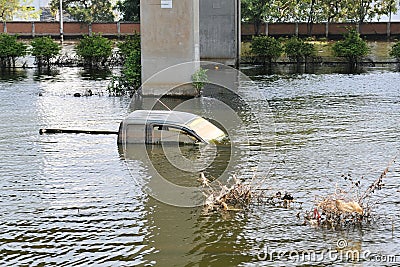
[117,110,226,144]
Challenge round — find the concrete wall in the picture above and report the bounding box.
[199,0,240,66]
[4,22,400,39]
[35,22,59,35]
[140,0,200,96]
[1,22,140,37]
[241,22,400,38]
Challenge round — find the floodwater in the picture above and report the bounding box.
[0,65,399,266]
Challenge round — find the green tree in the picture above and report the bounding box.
[30,37,61,68]
[251,36,283,66]
[50,0,114,23]
[343,0,397,23]
[284,37,316,64]
[75,34,113,67]
[115,0,140,22]
[318,0,349,22]
[374,0,398,21]
[241,0,307,32]
[266,0,298,22]
[301,0,336,34]
[241,0,269,35]
[343,0,374,23]
[119,50,141,94]
[108,36,141,96]
[296,0,395,24]
[332,29,369,68]
[0,0,41,21]
[117,34,140,59]
[108,51,141,96]
[389,41,400,61]
[0,34,28,68]
[240,0,398,26]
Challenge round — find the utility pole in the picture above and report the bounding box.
[60,0,64,43]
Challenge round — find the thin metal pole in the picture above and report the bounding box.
[388,3,392,38]
[39,128,118,135]
[60,0,64,43]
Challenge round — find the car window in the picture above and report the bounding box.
[151,124,199,144]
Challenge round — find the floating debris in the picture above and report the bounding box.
[199,173,297,212]
[303,154,398,229]
[255,191,298,208]
[200,153,397,231]
[200,173,252,212]
[303,189,370,228]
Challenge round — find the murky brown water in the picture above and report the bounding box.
[0,66,399,266]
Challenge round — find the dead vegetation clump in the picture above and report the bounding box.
[199,173,252,212]
[199,154,397,230]
[258,191,296,208]
[303,186,369,228]
[303,155,397,228]
[199,172,297,212]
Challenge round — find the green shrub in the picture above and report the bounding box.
[121,50,141,92]
[108,34,142,96]
[389,41,400,61]
[75,34,113,67]
[284,37,316,63]
[251,36,283,65]
[332,29,369,66]
[191,67,208,96]
[30,36,61,68]
[108,50,141,96]
[0,34,28,68]
[117,34,140,59]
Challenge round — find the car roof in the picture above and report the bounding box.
[123,110,200,126]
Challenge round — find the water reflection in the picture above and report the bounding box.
[240,63,400,77]
[0,66,399,266]
[119,141,253,266]
[137,193,253,266]
[0,68,28,81]
[33,68,60,81]
[187,211,253,266]
[79,67,112,80]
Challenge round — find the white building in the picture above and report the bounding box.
[13,0,53,21]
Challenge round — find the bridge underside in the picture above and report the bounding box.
[140,0,240,96]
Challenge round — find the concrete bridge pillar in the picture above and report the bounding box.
[199,0,240,66]
[140,0,240,96]
[140,0,200,96]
